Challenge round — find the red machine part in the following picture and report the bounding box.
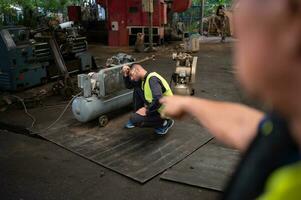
[105,0,167,46]
[96,0,181,46]
[172,0,192,13]
[96,0,107,7]
[126,0,166,26]
[107,0,128,46]
[67,6,82,22]
[97,0,167,27]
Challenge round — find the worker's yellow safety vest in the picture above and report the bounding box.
[142,72,173,113]
[258,162,301,200]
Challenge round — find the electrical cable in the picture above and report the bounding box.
[40,92,81,131]
[10,92,82,135]
[10,95,36,128]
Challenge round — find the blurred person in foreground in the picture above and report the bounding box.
[160,0,301,199]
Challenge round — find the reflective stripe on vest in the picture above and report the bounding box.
[258,162,301,200]
[143,72,173,113]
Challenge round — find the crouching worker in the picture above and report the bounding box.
[122,63,174,135]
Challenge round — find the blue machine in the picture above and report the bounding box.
[0,26,49,91]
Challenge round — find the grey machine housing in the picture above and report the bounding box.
[72,64,133,126]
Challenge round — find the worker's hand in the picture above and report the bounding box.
[136,107,147,116]
[122,65,131,77]
[160,96,188,119]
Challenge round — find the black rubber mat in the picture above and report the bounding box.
[160,140,240,191]
[39,113,213,183]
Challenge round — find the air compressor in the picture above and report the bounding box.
[72,64,133,127]
[72,55,155,126]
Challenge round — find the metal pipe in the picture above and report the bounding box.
[49,37,69,78]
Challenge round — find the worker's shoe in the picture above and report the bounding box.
[125,120,135,129]
[155,119,174,135]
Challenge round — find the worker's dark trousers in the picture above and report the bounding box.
[130,87,165,128]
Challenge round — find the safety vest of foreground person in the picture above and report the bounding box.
[223,114,301,200]
[258,162,301,200]
[142,72,173,113]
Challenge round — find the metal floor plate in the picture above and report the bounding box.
[39,114,213,183]
[160,140,240,191]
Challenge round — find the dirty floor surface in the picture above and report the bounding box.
[0,38,241,200]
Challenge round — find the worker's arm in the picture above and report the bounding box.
[122,66,140,89]
[146,77,164,116]
[160,96,264,152]
[123,76,139,89]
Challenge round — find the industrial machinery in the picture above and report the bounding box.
[105,53,136,67]
[72,55,155,126]
[48,36,77,99]
[72,64,133,127]
[34,21,93,79]
[96,0,192,46]
[58,22,91,67]
[0,26,50,91]
[56,23,93,74]
[170,52,197,96]
[0,22,93,92]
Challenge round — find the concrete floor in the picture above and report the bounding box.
[0,130,219,200]
[0,38,239,200]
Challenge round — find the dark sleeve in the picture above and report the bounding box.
[146,77,164,116]
[123,76,141,89]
